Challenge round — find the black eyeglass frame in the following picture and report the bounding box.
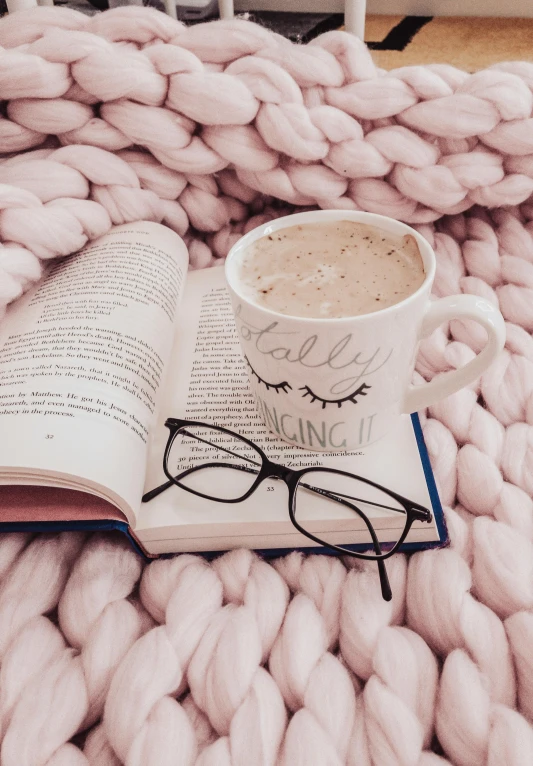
[143,418,432,600]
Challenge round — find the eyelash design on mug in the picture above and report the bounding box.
[299,382,371,409]
[244,356,293,394]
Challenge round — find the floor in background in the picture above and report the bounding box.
[364,15,533,71]
[236,10,344,42]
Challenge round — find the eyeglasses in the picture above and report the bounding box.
[142,419,433,601]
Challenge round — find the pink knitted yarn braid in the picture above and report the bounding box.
[4,206,533,760]
[2,6,533,765]
[0,534,154,765]
[4,7,533,310]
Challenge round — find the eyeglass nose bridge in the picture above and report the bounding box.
[263,460,294,483]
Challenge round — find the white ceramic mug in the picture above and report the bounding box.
[225,210,506,451]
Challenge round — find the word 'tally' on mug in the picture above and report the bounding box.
[225,210,506,452]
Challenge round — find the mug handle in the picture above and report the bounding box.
[402,294,506,414]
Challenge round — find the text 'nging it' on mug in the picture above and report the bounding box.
[225,210,506,452]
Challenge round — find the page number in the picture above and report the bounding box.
[45,434,54,439]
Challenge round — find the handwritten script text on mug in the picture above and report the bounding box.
[235,306,392,395]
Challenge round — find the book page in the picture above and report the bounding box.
[0,222,188,525]
[139,268,438,547]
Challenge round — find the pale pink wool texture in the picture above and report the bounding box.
[1,6,533,765]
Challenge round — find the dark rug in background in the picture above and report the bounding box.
[237,11,344,43]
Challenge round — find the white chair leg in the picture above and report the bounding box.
[344,0,366,39]
[163,0,178,20]
[6,0,38,10]
[218,0,234,20]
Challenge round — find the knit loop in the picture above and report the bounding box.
[2,8,533,763]
[2,8,533,301]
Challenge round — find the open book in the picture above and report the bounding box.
[0,222,447,556]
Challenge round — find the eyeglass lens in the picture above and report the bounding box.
[166,425,262,500]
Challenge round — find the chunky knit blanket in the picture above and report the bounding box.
[1,6,533,765]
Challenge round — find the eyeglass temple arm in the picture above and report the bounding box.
[305,482,392,601]
[318,498,392,602]
[299,483,413,515]
[142,478,176,502]
[377,559,392,601]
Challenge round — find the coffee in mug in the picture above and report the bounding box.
[225,211,506,452]
[237,220,426,319]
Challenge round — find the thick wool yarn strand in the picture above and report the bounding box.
[6,7,533,308]
[2,6,533,765]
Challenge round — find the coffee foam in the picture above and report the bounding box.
[236,220,426,319]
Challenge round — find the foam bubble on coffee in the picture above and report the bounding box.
[237,220,426,319]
